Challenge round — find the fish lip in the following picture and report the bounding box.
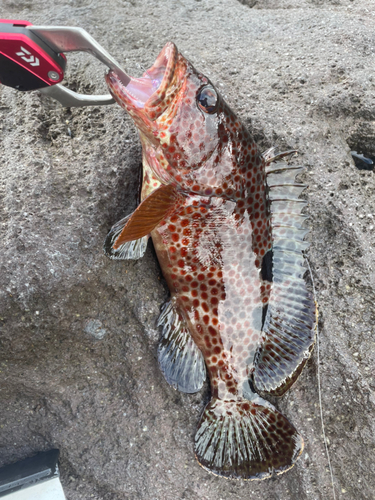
[105,42,177,116]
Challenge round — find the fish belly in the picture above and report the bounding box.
[151,194,265,400]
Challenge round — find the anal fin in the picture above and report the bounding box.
[157,301,206,394]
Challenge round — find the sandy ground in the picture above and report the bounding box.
[1,0,374,499]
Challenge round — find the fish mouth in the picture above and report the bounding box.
[106,42,178,117]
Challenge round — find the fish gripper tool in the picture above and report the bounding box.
[0,19,130,107]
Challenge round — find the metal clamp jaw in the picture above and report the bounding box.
[0,20,130,107]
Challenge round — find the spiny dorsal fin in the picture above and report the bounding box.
[157,301,206,394]
[113,184,180,249]
[253,159,316,396]
[266,164,304,177]
[104,214,149,260]
[268,184,307,202]
[262,148,298,165]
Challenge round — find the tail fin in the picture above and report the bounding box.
[195,397,303,480]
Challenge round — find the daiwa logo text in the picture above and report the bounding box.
[16,46,40,67]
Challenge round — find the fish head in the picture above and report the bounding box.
[106,42,259,198]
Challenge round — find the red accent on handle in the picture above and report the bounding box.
[0,19,33,26]
[0,33,64,86]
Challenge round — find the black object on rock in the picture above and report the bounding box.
[0,449,64,498]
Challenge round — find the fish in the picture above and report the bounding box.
[103,42,317,480]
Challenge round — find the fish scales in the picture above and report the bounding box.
[104,42,316,480]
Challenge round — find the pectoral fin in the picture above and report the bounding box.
[104,214,149,260]
[113,184,180,249]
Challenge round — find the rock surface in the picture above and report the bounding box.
[1,0,374,499]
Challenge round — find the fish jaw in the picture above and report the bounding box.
[105,42,185,144]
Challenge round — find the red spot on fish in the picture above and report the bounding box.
[208,326,216,336]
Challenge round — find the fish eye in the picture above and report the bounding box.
[197,85,218,114]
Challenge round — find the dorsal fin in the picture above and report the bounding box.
[254,160,316,396]
[262,148,298,165]
[113,184,180,249]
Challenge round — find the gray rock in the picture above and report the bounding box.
[1,0,374,499]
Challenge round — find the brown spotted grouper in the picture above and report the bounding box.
[103,42,316,480]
